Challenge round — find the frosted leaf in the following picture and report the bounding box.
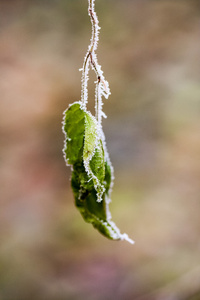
[62,0,134,244]
[62,103,134,243]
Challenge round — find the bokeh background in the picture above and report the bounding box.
[1,0,200,299]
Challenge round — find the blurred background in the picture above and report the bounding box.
[1,0,200,299]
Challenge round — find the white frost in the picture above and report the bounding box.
[81,0,111,119]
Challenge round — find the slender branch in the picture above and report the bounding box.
[80,0,111,126]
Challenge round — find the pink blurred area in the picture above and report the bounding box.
[1,1,200,299]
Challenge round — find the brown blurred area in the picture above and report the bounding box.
[1,0,200,299]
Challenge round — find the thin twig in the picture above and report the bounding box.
[80,0,111,126]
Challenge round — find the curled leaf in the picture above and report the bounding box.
[63,102,134,243]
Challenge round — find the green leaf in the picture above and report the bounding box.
[83,110,105,201]
[63,102,134,243]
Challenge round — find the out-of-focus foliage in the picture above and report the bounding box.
[1,0,200,299]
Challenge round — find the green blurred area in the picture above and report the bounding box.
[1,0,200,299]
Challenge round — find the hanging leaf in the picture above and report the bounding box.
[63,102,133,242]
[62,0,133,244]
